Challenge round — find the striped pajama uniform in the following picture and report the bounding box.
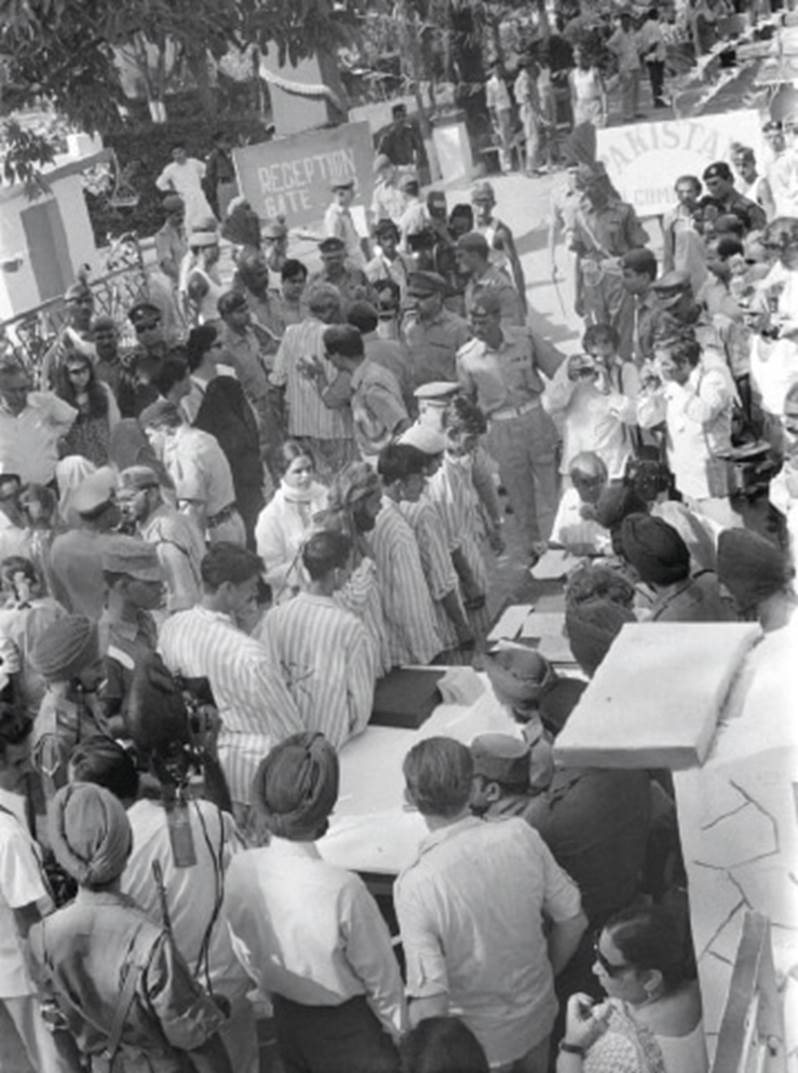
[158,606,303,806]
[400,496,464,649]
[270,318,355,479]
[370,497,442,667]
[257,593,376,748]
[334,557,391,678]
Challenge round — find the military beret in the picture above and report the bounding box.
[128,301,162,327]
[470,733,530,789]
[413,380,460,401]
[102,535,163,582]
[469,288,502,316]
[118,465,160,492]
[162,194,184,213]
[71,468,117,517]
[407,271,447,296]
[319,236,346,254]
[456,231,490,255]
[470,180,496,203]
[703,161,732,182]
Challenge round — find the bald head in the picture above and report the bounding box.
[570,452,608,504]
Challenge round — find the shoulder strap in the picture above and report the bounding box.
[103,925,154,1068]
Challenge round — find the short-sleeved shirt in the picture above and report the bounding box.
[486,74,511,112]
[403,309,472,386]
[164,426,237,516]
[0,792,49,997]
[0,394,77,485]
[395,815,581,1066]
[99,607,159,716]
[457,326,563,415]
[306,266,372,309]
[350,359,408,459]
[464,266,525,327]
[270,318,354,441]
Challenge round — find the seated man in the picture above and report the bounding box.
[550,451,613,556]
[620,513,736,623]
[395,736,587,1073]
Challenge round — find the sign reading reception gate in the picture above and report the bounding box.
[596,110,764,217]
[232,121,374,227]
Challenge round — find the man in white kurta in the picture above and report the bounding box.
[257,531,376,748]
[156,147,215,232]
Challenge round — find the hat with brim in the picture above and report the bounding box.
[102,535,164,582]
[189,230,218,248]
[398,423,448,454]
[71,467,117,518]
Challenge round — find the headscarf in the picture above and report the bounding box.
[30,615,98,682]
[253,733,339,841]
[194,377,261,494]
[49,782,132,886]
[55,455,97,527]
[327,462,381,512]
[620,513,690,585]
[717,528,793,610]
[565,598,635,677]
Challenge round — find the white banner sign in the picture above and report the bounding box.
[596,110,765,217]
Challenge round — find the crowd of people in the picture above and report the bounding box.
[0,94,796,1073]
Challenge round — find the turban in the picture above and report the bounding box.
[565,562,636,611]
[484,647,554,711]
[125,653,190,754]
[253,733,339,841]
[30,615,98,682]
[327,462,381,511]
[49,782,132,886]
[620,513,690,585]
[717,528,793,610]
[566,599,635,677]
[539,676,587,737]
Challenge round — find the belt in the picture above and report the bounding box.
[489,398,541,422]
[207,502,238,527]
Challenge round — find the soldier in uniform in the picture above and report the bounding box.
[307,237,372,309]
[470,181,527,316]
[403,272,471,387]
[456,232,525,327]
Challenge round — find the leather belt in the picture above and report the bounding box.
[489,398,541,422]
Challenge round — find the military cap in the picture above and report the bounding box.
[456,231,490,256]
[398,423,448,454]
[413,380,459,401]
[374,217,400,237]
[652,270,691,296]
[330,176,355,191]
[188,227,218,248]
[397,169,420,190]
[427,190,447,208]
[263,219,288,239]
[470,180,496,203]
[102,535,163,581]
[407,270,447,296]
[703,161,733,182]
[471,734,531,790]
[319,236,346,254]
[118,465,160,493]
[128,301,162,328]
[72,468,117,518]
[469,288,502,316]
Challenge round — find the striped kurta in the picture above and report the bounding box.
[333,557,391,677]
[158,606,303,805]
[400,496,463,649]
[370,497,442,667]
[270,318,354,441]
[256,593,376,748]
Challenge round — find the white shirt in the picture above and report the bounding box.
[162,425,237,516]
[486,73,511,112]
[0,790,50,997]
[155,158,214,230]
[121,798,248,996]
[225,838,405,1037]
[158,606,303,805]
[324,203,366,269]
[547,363,638,479]
[257,592,375,748]
[395,816,582,1067]
[749,262,798,416]
[0,393,76,485]
[551,488,612,554]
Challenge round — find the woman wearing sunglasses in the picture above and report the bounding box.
[556,905,707,1073]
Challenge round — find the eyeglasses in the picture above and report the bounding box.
[593,935,633,977]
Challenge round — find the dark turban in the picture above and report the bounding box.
[717,528,793,610]
[595,485,649,553]
[253,733,339,841]
[49,782,132,886]
[620,513,690,585]
[327,462,381,512]
[30,615,98,682]
[566,599,635,677]
[125,653,190,753]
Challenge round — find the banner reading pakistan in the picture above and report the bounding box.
[232,122,374,228]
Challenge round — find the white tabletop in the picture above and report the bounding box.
[317,672,521,876]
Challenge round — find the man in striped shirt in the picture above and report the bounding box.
[374,447,442,667]
[269,284,356,480]
[258,531,375,748]
[158,543,303,811]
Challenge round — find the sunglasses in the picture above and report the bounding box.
[593,935,632,977]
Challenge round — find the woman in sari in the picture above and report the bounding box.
[558,905,707,1073]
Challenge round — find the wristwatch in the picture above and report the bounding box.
[559,1042,585,1056]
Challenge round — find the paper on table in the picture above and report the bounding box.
[530,548,578,580]
[487,604,536,642]
[519,612,566,638]
[437,667,485,706]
